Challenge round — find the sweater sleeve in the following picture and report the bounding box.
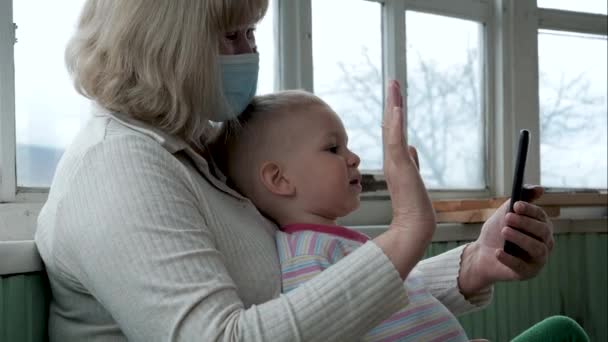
[415,244,493,316]
[56,135,408,342]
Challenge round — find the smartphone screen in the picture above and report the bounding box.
[503,129,530,259]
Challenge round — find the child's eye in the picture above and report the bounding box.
[327,146,339,154]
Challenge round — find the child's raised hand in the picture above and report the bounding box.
[375,80,436,279]
[382,80,434,228]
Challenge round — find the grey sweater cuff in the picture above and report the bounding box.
[417,243,493,316]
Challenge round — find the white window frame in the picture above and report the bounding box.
[1,0,607,230]
[283,0,496,200]
[536,5,607,191]
[386,0,495,200]
[493,0,543,195]
[341,0,497,223]
[0,0,16,203]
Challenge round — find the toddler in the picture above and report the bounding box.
[218,90,467,341]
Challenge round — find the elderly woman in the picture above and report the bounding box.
[35,1,555,341]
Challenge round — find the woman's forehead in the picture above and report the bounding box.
[213,0,268,31]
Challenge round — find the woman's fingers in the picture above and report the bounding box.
[495,191,554,280]
[509,201,554,248]
[522,184,544,202]
[505,211,549,243]
[495,248,540,280]
[501,226,549,260]
[514,201,548,223]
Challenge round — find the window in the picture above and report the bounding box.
[537,0,607,15]
[2,0,607,205]
[311,0,383,172]
[310,1,487,190]
[257,0,276,94]
[10,0,276,188]
[14,0,89,188]
[406,11,484,189]
[537,1,608,189]
[539,31,607,188]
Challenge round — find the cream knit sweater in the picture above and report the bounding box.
[35,113,491,341]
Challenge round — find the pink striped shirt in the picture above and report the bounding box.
[276,223,468,342]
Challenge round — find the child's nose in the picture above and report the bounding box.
[348,152,360,168]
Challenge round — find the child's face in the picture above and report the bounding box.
[283,104,362,220]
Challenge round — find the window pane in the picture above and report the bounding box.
[538,0,607,15]
[14,1,276,187]
[539,30,607,189]
[257,0,275,94]
[14,0,90,187]
[406,11,485,189]
[312,0,383,172]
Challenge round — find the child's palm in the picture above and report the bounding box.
[382,81,435,248]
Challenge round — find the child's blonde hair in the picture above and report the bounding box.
[66,0,268,147]
[218,89,327,141]
[214,90,329,197]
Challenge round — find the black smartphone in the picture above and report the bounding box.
[503,129,530,259]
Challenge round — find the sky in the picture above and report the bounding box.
[10,0,607,188]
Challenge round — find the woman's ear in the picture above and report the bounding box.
[259,161,295,196]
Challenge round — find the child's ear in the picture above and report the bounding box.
[259,161,295,196]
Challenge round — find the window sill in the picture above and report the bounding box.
[2,218,605,276]
[352,217,608,240]
[1,192,606,275]
[0,240,42,276]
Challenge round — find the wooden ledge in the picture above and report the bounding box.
[433,192,607,223]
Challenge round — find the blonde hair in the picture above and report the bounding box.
[218,89,328,144]
[66,0,268,147]
[214,89,329,197]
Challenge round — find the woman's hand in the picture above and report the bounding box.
[374,80,436,279]
[458,186,555,297]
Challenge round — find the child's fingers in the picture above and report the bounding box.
[386,107,403,157]
[383,81,402,129]
[393,80,403,107]
[386,106,419,171]
[408,146,419,170]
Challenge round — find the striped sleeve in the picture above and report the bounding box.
[281,254,331,293]
[276,231,362,293]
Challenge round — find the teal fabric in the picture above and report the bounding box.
[0,273,50,342]
[512,316,590,342]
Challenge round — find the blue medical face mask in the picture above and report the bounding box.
[212,53,259,122]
